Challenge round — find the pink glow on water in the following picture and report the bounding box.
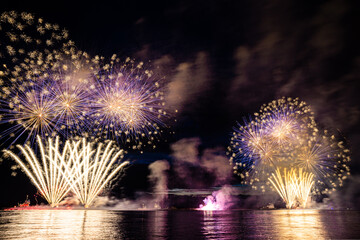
[198,196,223,210]
[197,185,237,211]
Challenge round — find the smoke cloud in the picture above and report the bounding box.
[171,138,233,188]
[148,160,170,208]
[165,52,212,113]
[326,176,360,210]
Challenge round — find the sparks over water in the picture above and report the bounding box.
[59,138,129,208]
[269,168,314,208]
[3,136,74,207]
[228,97,351,208]
[4,136,129,208]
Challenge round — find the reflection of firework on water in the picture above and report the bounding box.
[61,138,129,208]
[90,57,169,150]
[269,168,314,209]
[229,97,351,207]
[3,136,73,207]
[4,136,129,208]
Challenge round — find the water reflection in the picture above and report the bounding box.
[0,209,359,239]
[201,209,360,239]
[241,210,329,239]
[202,211,241,239]
[269,210,327,239]
[148,211,168,240]
[0,210,122,239]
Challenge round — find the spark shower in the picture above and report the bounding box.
[4,136,129,208]
[228,97,350,208]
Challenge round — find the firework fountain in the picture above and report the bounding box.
[269,168,314,209]
[4,136,75,207]
[60,138,129,208]
[3,136,129,208]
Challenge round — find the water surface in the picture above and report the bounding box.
[0,209,359,239]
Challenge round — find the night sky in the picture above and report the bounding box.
[0,0,359,209]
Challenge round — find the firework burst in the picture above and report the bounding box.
[229,119,276,190]
[292,131,350,195]
[0,11,103,146]
[0,79,58,144]
[46,62,97,137]
[229,97,351,207]
[90,57,169,150]
[0,11,173,150]
[0,11,73,89]
[0,62,98,145]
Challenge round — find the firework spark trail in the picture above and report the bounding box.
[269,168,314,208]
[297,169,315,208]
[269,168,297,209]
[57,138,129,208]
[0,11,75,91]
[4,136,129,208]
[3,136,73,207]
